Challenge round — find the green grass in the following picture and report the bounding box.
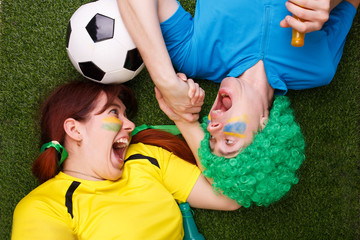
[1,0,359,239]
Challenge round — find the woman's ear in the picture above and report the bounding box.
[64,118,83,142]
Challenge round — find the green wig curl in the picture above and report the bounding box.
[199,96,305,207]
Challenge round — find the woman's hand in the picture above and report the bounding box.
[155,86,182,121]
[156,75,203,122]
[177,73,205,106]
[155,73,205,122]
[280,0,337,33]
[156,73,206,167]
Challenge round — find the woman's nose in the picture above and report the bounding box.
[123,118,135,132]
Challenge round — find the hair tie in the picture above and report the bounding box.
[40,141,68,165]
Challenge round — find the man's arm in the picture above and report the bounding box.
[117,0,201,122]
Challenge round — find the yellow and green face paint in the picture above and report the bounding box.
[102,117,122,132]
[223,116,248,138]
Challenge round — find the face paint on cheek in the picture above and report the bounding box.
[223,122,247,138]
[207,114,211,125]
[223,115,248,138]
[102,117,122,132]
[227,115,248,123]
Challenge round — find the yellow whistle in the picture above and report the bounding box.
[291,15,305,47]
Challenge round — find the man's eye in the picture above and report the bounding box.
[225,139,234,145]
[209,135,214,140]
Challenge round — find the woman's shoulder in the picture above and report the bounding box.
[126,143,175,169]
[12,176,75,238]
[127,143,172,157]
[14,176,74,215]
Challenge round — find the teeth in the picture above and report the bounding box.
[213,109,222,113]
[221,93,228,97]
[113,138,129,148]
[116,138,128,144]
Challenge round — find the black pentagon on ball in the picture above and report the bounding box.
[79,61,105,81]
[86,14,115,43]
[124,48,143,71]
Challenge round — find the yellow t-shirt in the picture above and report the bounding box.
[12,143,201,240]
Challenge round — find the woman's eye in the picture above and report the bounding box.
[209,135,214,140]
[110,109,118,115]
[225,139,234,145]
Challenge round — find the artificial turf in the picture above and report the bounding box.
[0,0,359,239]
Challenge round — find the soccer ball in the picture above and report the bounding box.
[66,0,144,84]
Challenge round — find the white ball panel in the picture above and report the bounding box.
[70,2,102,29]
[67,29,95,62]
[113,17,136,50]
[102,69,136,84]
[66,49,82,74]
[95,0,120,17]
[91,40,127,72]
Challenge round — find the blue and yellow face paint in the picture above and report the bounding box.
[102,117,122,132]
[223,116,248,138]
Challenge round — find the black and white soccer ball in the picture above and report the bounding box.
[66,0,144,84]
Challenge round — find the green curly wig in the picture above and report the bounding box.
[199,96,305,207]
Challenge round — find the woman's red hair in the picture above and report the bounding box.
[33,81,195,183]
[131,129,196,164]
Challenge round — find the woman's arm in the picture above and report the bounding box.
[154,76,206,170]
[187,174,241,211]
[174,120,205,171]
[117,0,201,122]
[155,75,240,210]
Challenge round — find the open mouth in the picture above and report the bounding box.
[211,89,232,117]
[112,138,129,161]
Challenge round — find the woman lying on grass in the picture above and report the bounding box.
[11,81,239,240]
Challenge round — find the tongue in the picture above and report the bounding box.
[222,96,232,110]
[113,147,124,160]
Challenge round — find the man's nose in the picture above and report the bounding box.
[207,121,223,133]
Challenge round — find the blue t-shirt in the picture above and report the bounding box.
[160,0,356,94]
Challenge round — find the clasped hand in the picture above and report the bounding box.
[155,73,205,123]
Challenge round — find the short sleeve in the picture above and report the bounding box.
[323,1,357,65]
[12,196,75,240]
[159,149,201,203]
